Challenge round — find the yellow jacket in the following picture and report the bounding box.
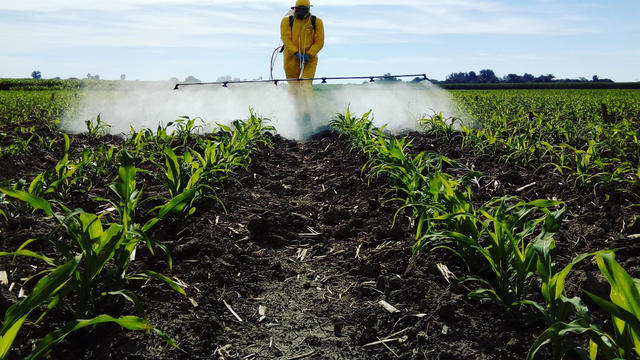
[280,15,324,58]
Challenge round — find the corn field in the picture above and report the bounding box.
[1,86,639,359]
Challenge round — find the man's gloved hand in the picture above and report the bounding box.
[295,52,310,64]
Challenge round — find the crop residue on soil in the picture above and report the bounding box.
[3,127,637,359]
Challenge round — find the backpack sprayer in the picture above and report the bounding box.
[173,7,429,90]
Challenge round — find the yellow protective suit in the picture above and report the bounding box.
[280,13,324,123]
[280,15,324,80]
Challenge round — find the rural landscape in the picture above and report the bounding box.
[0,78,639,359]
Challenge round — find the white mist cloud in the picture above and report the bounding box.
[62,81,461,140]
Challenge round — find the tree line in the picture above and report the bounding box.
[439,69,613,83]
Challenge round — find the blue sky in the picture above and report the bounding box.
[1,0,639,82]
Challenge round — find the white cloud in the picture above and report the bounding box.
[1,0,594,45]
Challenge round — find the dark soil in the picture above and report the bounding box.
[1,130,639,360]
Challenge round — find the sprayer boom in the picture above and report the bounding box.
[173,73,428,90]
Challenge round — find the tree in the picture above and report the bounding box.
[467,71,477,83]
[120,74,126,80]
[505,73,522,83]
[592,75,599,82]
[535,74,555,82]
[478,69,498,83]
[31,71,42,79]
[522,73,535,82]
[445,72,469,83]
[379,73,400,83]
[185,76,201,83]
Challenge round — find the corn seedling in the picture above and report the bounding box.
[584,251,640,359]
[84,114,111,137]
[465,198,565,309]
[528,251,640,360]
[419,112,461,139]
[0,154,186,358]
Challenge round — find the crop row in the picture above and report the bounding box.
[0,112,274,358]
[330,108,640,359]
[425,90,640,201]
[0,91,77,162]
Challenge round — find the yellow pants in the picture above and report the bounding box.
[284,53,317,117]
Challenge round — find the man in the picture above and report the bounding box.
[280,0,324,133]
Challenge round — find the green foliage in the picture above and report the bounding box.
[466,199,565,309]
[331,108,639,360]
[84,114,111,137]
[445,90,640,200]
[0,161,185,358]
[0,104,275,357]
[528,251,640,360]
[586,251,640,358]
[0,90,72,161]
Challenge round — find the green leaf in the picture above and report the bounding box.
[151,189,197,224]
[596,251,640,319]
[0,188,54,218]
[595,251,640,354]
[140,270,186,296]
[1,256,79,334]
[0,250,56,267]
[523,199,563,208]
[81,213,103,243]
[0,315,27,360]
[527,320,605,360]
[25,315,151,360]
[28,173,45,195]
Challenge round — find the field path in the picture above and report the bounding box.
[124,133,524,360]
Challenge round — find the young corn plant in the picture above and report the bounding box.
[84,114,111,138]
[584,251,640,359]
[150,145,204,218]
[172,116,202,148]
[329,108,376,153]
[200,112,274,182]
[36,134,84,199]
[528,251,640,360]
[411,172,482,269]
[0,157,186,359]
[465,198,565,310]
[419,112,461,140]
[523,228,597,359]
[220,111,275,153]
